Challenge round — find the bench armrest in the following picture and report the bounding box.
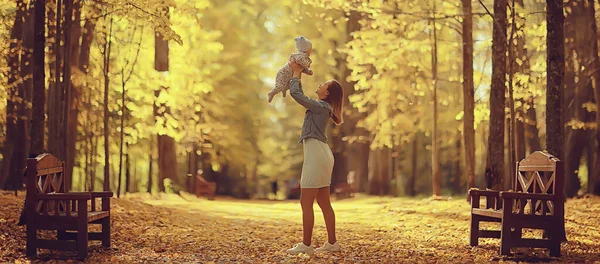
[37,193,91,200]
[499,191,555,200]
[468,189,500,197]
[90,191,114,198]
[469,188,502,210]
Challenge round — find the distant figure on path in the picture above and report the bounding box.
[285,60,344,254]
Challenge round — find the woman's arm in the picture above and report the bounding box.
[289,61,329,112]
[289,78,329,113]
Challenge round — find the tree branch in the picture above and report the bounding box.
[125,1,162,19]
[477,0,494,19]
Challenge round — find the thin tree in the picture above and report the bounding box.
[62,0,73,190]
[48,0,65,162]
[507,0,517,190]
[462,0,476,197]
[102,16,114,192]
[486,0,507,190]
[431,0,441,198]
[0,0,26,190]
[117,25,143,198]
[30,0,46,156]
[545,2,564,159]
[546,0,566,241]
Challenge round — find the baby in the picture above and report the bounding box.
[268,36,314,102]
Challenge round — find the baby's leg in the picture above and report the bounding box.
[268,89,278,102]
[269,83,286,102]
[271,70,290,102]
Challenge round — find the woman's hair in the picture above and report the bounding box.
[323,80,344,125]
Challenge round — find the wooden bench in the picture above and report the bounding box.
[25,154,113,259]
[195,175,216,199]
[468,151,564,256]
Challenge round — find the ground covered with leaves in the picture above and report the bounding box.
[1,191,599,263]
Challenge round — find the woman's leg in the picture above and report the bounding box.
[316,186,336,244]
[300,188,319,246]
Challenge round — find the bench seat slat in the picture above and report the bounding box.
[471,208,502,219]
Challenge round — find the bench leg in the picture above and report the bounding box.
[549,243,560,257]
[549,228,561,257]
[77,223,88,259]
[500,221,512,255]
[26,224,37,257]
[102,217,111,247]
[470,215,479,246]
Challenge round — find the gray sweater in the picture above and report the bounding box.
[289,78,331,144]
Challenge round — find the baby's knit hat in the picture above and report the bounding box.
[295,36,312,53]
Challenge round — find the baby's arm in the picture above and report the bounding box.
[302,67,313,75]
[293,54,312,76]
[294,54,311,69]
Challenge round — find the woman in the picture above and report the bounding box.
[285,60,344,254]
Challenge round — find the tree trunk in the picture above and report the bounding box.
[30,0,46,156]
[91,129,97,191]
[452,132,462,194]
[117,76,126,198]
[513,0,528,162]
[407,134,418,196]
[380,147,391,195]
[125,150,130,194]
[21,2,35,152]
[154,7,178,192]
[546,0,567,242]
[516,102,526,160]
[589,0,600,195]
[588,130,597,194]
[431,0,441,197]
[462,0,476,195]
[545,0,564,160]
[79,0,98,191]
[487,0,508,190]
[0,0,27,190]
[61,0,74,191]
[46,0,55,144]
[524,99,542,152]
[148,143,153,194]
[507,0,518,192]
[354,141,370,192]
[367,148,381,195]
[103,16,113,192]
[84,121,90,191]
[48,0,64,162]
[8,3,34,191]
[191,144,199,193]
[65,0,83,191]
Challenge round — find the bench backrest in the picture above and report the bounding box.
[514,151,564,216]
[25,154,67,215]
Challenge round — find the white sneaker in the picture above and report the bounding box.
[286,242,314,255]
[315,241,341,252]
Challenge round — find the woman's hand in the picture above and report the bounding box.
[290,60,303,78]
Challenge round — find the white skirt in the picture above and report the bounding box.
[301,138,334,188]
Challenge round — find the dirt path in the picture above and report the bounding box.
[1,191,599,263]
